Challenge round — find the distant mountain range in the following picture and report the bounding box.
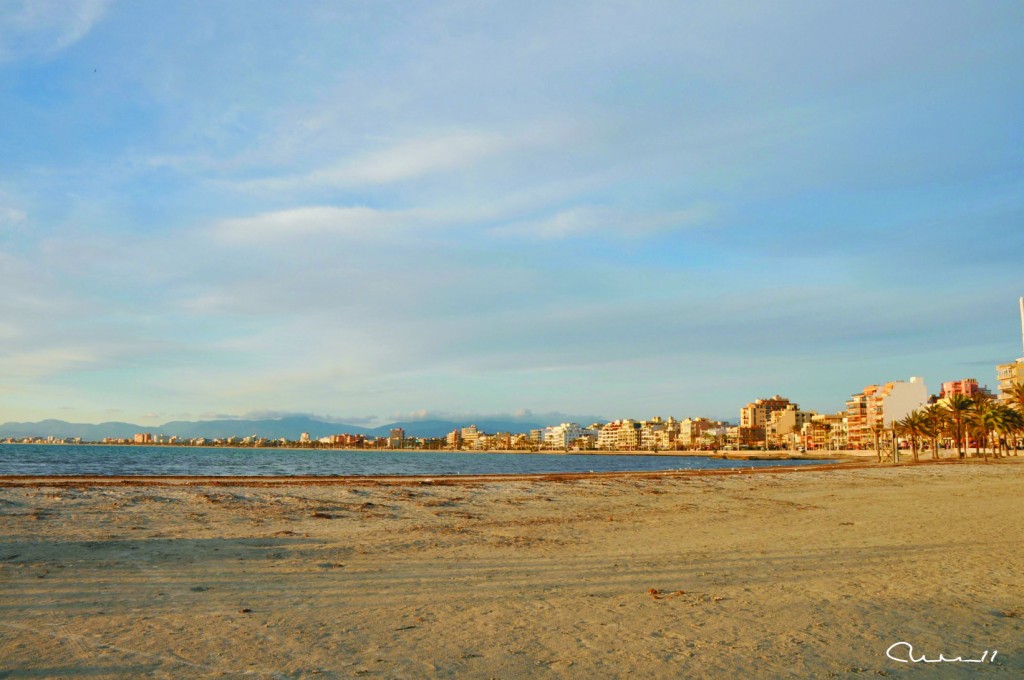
[0,416,575,441]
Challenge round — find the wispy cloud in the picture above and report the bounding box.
[241,131,513,191]
[212,205,459,243]
[0,191,27,231]
[0,0,111,62]
[489,203,715,240]
[0,206,27,229]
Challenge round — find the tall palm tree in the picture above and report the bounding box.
[987,403,1019,456]
[970,391,997,457]
[943,394,974,459]
[1003,382,1024,455]
[1003,407,1024,456]
[971,399,1003,460]
[1006,381,1024,415]
[897,410,927,463]
[921,403,948,460]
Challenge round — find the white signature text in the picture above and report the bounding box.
[886,641,998,664]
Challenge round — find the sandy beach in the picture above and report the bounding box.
[1,460,1022,678]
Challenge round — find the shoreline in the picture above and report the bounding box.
[0,440,870,457]
[0,456,1012,487]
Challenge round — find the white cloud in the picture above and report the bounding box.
[0,0,112,62]
[0,346,100,379]
[0,191,28,230]
[211,200,518,244]
[0,207,27,228]
[318,132,509,186]
[489,203,714,240]
[236,130,513,192]
[212,205,445,243]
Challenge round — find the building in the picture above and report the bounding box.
[740,395,794,429]
[639,417,678,450]
[738,396,796,448]
[846,377,928,448]
[940,379,989,399]
[510,433,533,450]
[460,425,480,448]
[766,405,815,449]
[542,423,592,450]
[133,433,153,444]
[650,417,681,450]
[331,433,365,447]
[388,428,405,449]
[997,297,1024,403]
[678,417,721,449]
[596,420,641,450]
[802,413,847,451]
[997,360,1024,402]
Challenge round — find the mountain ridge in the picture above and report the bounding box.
[0,416,579,441]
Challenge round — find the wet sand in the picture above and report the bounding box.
[1,460,1022,678]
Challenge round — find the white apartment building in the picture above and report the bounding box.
[542,423,587,449]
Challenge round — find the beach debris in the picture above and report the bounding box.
[999,609,1021,618]
[394,625,417,631]
[239,608,252,613]
[310,510,333,519]
[648,588,688,600]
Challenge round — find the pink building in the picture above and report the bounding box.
[940,379,983,399]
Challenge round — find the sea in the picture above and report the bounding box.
[0,444,836,477]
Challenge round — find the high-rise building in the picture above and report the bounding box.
[846,377,928,448]
[738,395,795,447]
[996,297,1024,402]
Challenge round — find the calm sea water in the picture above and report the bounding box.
[0,444,835,475]
[0,444,837,477]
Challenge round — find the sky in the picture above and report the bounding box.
[1,1,1022,428]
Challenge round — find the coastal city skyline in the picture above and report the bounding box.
[2,2,1023,427]
[7,314,1023,450]
[3,297,1023,432]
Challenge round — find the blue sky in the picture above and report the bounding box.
[1,0,1022,427]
